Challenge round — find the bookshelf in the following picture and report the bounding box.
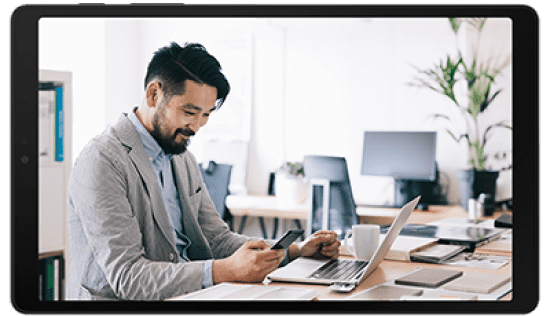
[38,69,72,301]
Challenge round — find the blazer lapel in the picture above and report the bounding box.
[112,114,177,252]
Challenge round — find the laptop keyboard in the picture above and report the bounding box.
[309,259,368,281]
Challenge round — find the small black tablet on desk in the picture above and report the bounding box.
[495,213,512,228]
[380,224,506,251]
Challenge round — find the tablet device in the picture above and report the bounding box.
[10,3,538,314]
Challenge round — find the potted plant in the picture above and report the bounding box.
[275,161,307,208]
[409,18,512,211]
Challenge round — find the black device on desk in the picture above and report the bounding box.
[271,230,304,249]
[495,213,512,228]
[495,199,512,228]
[380,224,505,251]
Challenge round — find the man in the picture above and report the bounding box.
[66,42,340,300]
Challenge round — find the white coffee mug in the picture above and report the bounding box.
[344,224,380,261]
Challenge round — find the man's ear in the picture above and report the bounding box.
[145,81,162,108]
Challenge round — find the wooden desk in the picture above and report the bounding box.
[226,195,307,239]
[226,195,308,220]
[218,196,512,301]
[261,255,512,301]
[226,194,505,230]
[171,251,511,301]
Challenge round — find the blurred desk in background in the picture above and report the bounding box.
[226,195,307,239]
[226,195,505,238]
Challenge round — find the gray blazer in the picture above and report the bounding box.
[66,114,252,300]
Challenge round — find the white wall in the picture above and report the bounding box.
[468,18,513,200]
[104,18,255,162]
[39,18,107,162]
[41,17,512,207]
[248,18,512,205]
[104,19,144,125]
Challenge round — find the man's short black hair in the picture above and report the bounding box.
[144,42,230,108]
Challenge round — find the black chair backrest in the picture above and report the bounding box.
[303,155,358,239]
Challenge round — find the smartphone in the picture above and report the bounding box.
[271,230,304,250]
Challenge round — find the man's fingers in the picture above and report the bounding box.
[322,240,341,251]
[255,250,285,276]
[321,242,341,258]
[307,234,327,247]
[312,230,338,243]
[245,239,269,250]
[257,248,285,261]
[303,230,340,258]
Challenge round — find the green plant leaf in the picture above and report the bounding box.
[409,17,510,171]
[279,161,304,177]
[467,18,487,32]
[468,140,485,170]
[409,57,462,107]
[482,121,512,147]
[445,129,469,143]
[430,113,452,121]
[480,89,502,113]
[469,157,476,169]
[449,18,462,33]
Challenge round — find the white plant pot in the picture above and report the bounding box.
[275,174,307,209]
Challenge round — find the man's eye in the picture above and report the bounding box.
[184,111,196,116]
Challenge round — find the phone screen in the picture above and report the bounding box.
[271,230,304,249]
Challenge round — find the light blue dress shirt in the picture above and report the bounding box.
[127,109,213,289]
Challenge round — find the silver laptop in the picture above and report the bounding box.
[267,196,420,287]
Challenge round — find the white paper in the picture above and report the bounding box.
[173,283,318,300]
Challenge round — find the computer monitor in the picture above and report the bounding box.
[360,131,440,207]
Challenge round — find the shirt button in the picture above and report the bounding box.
[169,253,175,261]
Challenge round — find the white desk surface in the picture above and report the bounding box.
[226,194,498,227]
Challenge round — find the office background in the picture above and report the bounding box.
[39,17,512,209]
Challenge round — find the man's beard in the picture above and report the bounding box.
[150,109,195,155]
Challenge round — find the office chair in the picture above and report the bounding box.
[303,155,359,239]
[199,161,233,230]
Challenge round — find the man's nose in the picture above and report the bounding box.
[187,116,204,133]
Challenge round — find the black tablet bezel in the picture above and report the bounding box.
[11,4,539,313]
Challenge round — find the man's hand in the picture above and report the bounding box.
[212,240,286,284]
[289,230,341,260]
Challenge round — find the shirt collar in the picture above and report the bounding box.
[127,108,173,162]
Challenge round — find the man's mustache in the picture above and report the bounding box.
[175,128,195,137]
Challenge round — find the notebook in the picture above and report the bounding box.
[382,235,439,262]
[410,244,467,263]
[172,283,318,300]
[442,272,511,294]
[345,284,423,300]
[400,292,478,301]
[473,240,512,256]
[267,196,420,286]
[394,268,463,288]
